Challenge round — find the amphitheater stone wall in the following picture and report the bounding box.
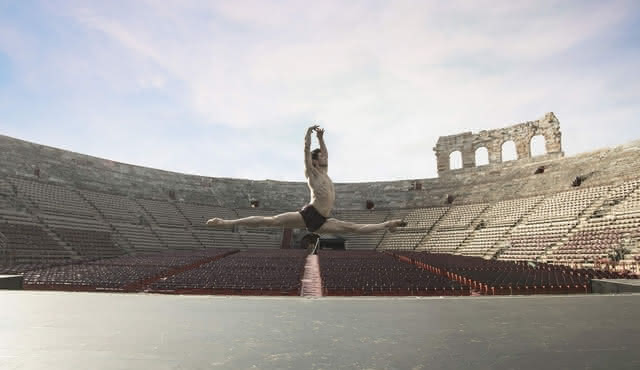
[2,132,640,212]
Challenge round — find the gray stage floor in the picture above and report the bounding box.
[2,292,639,370]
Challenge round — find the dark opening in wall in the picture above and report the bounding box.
[33,166,40,178]
[534,166,545,174]
[446,194,455,204]
[366,200,375,210]
[572,175,585,187]
[250,200,260,208]
[168,189,176,200]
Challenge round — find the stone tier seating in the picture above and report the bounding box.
[550,228,622,264]
[458,226,511,256]
[149,249,308,294]
[527,186,609,223]
[378,231,425,250]
[480,196,543,227]
[611,183,640,216]
[82,190,146,223]
[112,223,166,254]
[175,202,237,226]
[436,204,488,230]
[396,252,635,294]
[0,211,73,263]
[40,214,124,259]
[343,231,385,250]
[333,209,389,250]
[193,229,245,249]
[402,207,448,229]
[319,250,467,295]
[419,229,472,253]
[499,221,577,261]
[137,198,188,227]
[10,178,95,218]
[153,226,203,251]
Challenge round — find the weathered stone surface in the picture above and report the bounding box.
[1,112,639,212]
[434,112,563,174]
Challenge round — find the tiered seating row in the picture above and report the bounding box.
[499,221,577,261]
[458,226,511,256]
[319,250,468,296]
[528,186,609,222]
[176,203,237,226]
[82,190,145,222]
[436,204,487,230]
[402,207,448,229]
[480,196,543,227]
[419,229,471,253]
[137,199,187,226]
[10,178,95,218]
[377,231,424,250]
[0,222,73,263]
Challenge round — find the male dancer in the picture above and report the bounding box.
[206,125,407,234]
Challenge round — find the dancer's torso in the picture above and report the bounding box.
[307,169,335,218]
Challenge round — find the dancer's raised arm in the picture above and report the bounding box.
[304,125,318,178]
[316,127,327,166]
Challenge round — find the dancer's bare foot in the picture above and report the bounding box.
[387,220,408,233]
[206,218,229,226]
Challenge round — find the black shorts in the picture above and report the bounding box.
[299,204,327,232]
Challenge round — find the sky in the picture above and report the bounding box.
[1,0,639,182]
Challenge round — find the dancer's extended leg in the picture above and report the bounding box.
[206,211,306,229]
[317,218,407,234]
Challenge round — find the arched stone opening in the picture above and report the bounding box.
[475,147,489,166]
[449,151,463,170]
[530,135,546,157]
[501,140,517,162]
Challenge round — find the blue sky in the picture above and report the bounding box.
[1,0,639,182]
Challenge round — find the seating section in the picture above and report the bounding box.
[480,196,543,227]
[332,209,389,250]
[403,207,448,229]
[395,252,634,295]
[436,204,488,230]
[499,221,577,261]
[176,202,237,226]
[319,250,468,296]
[378,231,425,250]
[112,223,165,253]
[153,227,203,251]
[0,213,73,263]
[527,186,609,222]
[419,229,472,253]
[137,198,187,226]
[10,178,95,218]
[23,249,235,290]
[82,190,145,223]
[458,226,511,256]
[149,249,308,294]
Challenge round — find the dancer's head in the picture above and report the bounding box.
[311,148,327,168]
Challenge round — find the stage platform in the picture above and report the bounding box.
[1,292,639,369]
[0,274,23,290]
[592,279,640,293]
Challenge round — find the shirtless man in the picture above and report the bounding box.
[206,125,407,234]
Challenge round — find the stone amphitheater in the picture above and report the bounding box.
[1,112,639,296]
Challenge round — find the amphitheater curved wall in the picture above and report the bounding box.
[2,133,640,210]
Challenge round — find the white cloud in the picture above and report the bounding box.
[1,0,639,182]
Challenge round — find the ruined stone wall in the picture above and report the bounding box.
[434,112,563,175]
